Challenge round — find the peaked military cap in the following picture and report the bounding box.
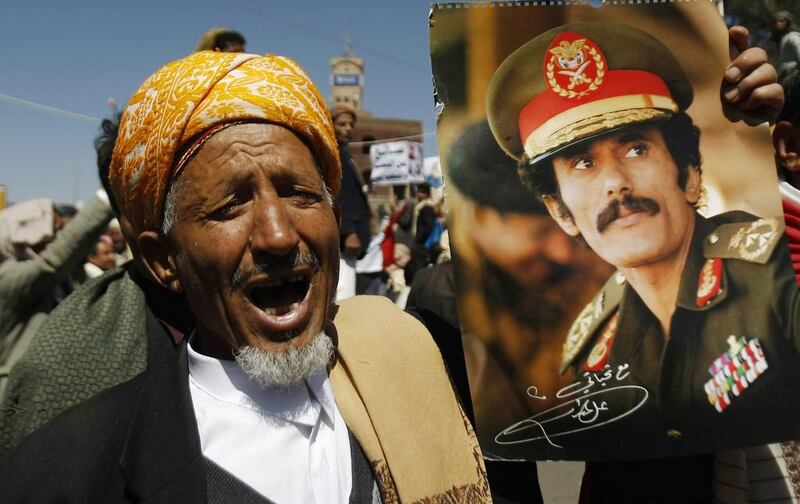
[487,21,693,164]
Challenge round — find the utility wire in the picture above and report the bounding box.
[224,0,429,72]
[0,92,440,145]
[349,130,436,146]
[0,92,101,124]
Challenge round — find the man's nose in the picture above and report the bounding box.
[250,198,300,256]
[602,160,633,198]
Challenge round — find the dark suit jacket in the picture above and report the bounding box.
[0,310,375,503]
[336,143,371,258]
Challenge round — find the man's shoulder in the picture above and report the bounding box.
[703,212,785,265]
[23,263,145,363]
[11,369,145,445]
[334,295,443,364]
[335,295,431,337]
[0,263,148,449]
[560,273,626,373]
[0,373,145,501]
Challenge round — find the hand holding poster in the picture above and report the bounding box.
[430,0,795,461]
[369,141,424,186]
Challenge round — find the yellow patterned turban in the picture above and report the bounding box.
[109,51,340,237]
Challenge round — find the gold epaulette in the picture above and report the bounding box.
[703,217,784,264]
[559,272,625,374]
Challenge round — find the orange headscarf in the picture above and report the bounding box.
[109,51,340,237]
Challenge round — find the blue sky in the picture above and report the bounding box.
[0,0,437,204]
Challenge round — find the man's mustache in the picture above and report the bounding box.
[596,194,661,234]
[231,250,320,290]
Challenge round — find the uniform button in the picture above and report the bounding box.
[666,429,682,439]
[708,233,719,245]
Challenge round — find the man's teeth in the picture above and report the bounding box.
[263,302,300,316]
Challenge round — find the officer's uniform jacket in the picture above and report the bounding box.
[555,211,800,459]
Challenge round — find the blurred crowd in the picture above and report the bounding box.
[330,104,449,307]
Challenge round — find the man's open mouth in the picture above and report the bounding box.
[245,271,313,316]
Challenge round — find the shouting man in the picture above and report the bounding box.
[0,51,488,503]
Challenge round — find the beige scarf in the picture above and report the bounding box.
[330,296,490,503]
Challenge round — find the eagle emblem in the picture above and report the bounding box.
[545,33,606,99]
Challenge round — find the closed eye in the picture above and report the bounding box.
[284,187,323,207]
[208,194,250,220]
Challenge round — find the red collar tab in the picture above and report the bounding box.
[696,257,723,308]
[584,312,620,372]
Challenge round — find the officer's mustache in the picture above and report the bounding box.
[596,194,660,234]
[231,249,320,291]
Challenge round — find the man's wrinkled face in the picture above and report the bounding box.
[545,126,699,269]
[776,19,789,32]
[166,123,339,355]
[471,205,577,286]
[333,113,355,144]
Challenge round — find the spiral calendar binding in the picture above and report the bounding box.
[432,0,708,9]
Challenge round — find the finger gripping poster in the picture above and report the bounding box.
[430,0,797,461]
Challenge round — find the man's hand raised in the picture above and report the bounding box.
[722,25,784,126]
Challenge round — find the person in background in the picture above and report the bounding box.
[412,183,436,245]
[394,183,436,289]
[83,235,117,279]
[0,191,113,399]
[0,112,193,457]
[331,105,371,301]
[94,114,133,266]
[773,11,800,82]
[448,120,612,428]
[55,204,77,224]
[195,27,246,53]
[106,219,131,265]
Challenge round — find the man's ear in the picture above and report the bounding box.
[684,166,703,206]
[773,121,800,172]
[542,196,580,237]
[137,231,183,292]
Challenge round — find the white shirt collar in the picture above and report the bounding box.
[186,334,336,429]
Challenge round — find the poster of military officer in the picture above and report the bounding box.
[430,1,796,460]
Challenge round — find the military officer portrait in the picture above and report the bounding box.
[482,19,798,459]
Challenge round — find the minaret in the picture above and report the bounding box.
[330,35,364,111]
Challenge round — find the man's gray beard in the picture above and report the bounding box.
[233,332,334,390]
